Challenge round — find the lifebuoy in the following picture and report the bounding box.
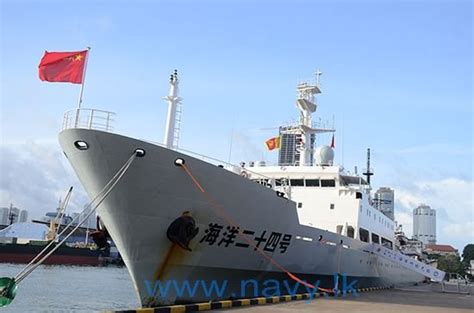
[241,171,249,178]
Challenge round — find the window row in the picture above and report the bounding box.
[275,179,336,187]
[359,227,393,249]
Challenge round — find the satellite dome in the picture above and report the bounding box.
[315,145,334,165]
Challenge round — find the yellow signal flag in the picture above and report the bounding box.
[265,136,281,151]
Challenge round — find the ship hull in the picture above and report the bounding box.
[0,242,101,266]
[59,129,424,306]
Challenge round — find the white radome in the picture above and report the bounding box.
[315,145,334,166]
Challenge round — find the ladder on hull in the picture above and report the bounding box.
[173,101,182,149]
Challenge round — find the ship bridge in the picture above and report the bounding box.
[240,163,395,247]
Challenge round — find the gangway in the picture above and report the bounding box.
[368,244,446,282]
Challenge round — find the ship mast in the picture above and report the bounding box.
[277,70,335,167]
[294,71,321,165]
[363,148,374,186]
[163,70,182,149]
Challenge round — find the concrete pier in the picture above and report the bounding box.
[107,284,474,313]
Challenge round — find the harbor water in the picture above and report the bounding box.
[0,263,139,312]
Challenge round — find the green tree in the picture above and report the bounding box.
[462,244,474,263]
[437,255,464,275]
[462,244,474,278]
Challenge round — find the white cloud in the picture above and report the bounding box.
[393,178,474,251]
[0,142,89,221]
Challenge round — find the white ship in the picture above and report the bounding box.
[58,71,444,307]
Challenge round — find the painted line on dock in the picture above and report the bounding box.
[105,286,392,313]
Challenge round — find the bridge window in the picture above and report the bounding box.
[381,237,393,250]
[305,179,320,187]
[290,179,304,186]
[330,203,335,210]
[321,179,336,187]
[336,225,343,234]
[371,233,380,244]
[347,226,355,238]
[359,228,369,243]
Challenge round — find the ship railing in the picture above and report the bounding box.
[143,140,280,183]
[312,119,335,131]
[63,108,116,132]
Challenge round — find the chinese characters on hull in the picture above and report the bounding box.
[199,223,292,254]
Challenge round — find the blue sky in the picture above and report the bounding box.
[1,0,472,250]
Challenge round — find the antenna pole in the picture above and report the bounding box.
[363,148,374,185]
[163,70,182,149]
[228,128,234,164]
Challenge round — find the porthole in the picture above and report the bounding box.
[74,140,89,150]
[135,148,146,157]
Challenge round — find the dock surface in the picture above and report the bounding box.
[109,284,474,313]
[212,285,473,313]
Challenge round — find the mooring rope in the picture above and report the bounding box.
[14,150,138,284]
[13,186,74,280]
[179,162,334,294]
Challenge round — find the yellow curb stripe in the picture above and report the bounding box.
[196,303,211,310]
[170,305,186,313]
[220,300,232,308]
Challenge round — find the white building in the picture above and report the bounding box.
[0,207,9,225]
[19,210,29,223]
[0,206,29,225]
[374,187,395,220]
[413,204,436,244]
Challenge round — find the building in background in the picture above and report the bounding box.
[0,207,9,226]
[374,187,395,220]
[19,210,28,223]
[424,244,458,257]
[0,205,19,225]
[0,205,29,225]
[413,204,437,244]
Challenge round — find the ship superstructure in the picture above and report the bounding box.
[58,71,444,307]
[234,73,396,250]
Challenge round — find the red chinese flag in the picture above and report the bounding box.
[38,50,88,84]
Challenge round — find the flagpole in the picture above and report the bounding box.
[75,47,91,127]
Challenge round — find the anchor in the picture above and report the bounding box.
[166,211,199,251]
